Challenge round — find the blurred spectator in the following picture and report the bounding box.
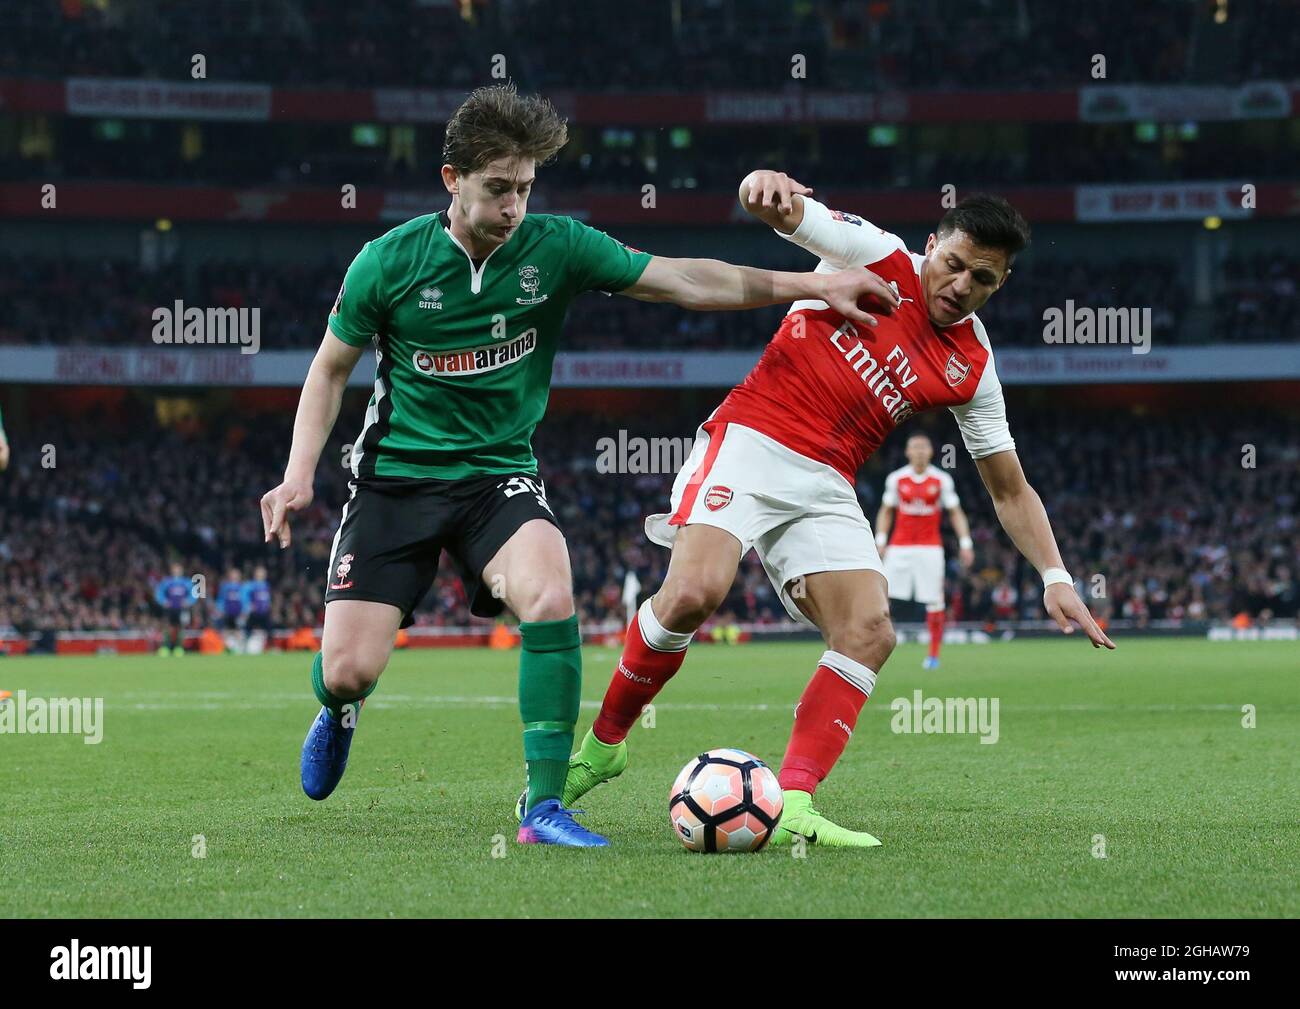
[0,401,1295,634]
[1,0,1260,91]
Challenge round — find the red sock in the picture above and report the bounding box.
[926,610,945,659]
[778,664,870,795]
[592,613,688,744]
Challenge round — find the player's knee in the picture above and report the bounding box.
[829,610,896,667]
[512,581,575,623]
[655,578,727,632]
[322,643,384,697]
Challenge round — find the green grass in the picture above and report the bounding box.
[1,638,1296,918]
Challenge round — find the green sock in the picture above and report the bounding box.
[311,650,376,722]
[519,615,582,812]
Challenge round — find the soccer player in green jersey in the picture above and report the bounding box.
[260,83,898,847]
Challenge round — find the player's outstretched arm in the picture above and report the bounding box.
[621,255,899,328]
[0,428,8,472]
[739,169,907,271]
[973,450,1115,649]
[738,169,812,234]
[260,328,363,549]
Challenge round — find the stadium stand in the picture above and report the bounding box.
[8,251,1298,350]
[1,397,1295,641]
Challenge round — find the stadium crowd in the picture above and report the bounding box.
[1217,252,1300,344]
[15,118,1296,193]
[6,249,1291,351]
[0,399,1295,643]
[7,0,1278,91]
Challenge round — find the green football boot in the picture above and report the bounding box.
[770,789,883,848]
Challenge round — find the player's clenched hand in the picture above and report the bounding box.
[261,478,313,549]
[742,170,813,215]
[1044,583,1115,649]
[821,267,900,329]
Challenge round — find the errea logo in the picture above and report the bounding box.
[419,286,443,310]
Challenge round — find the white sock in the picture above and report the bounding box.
[638,597,694,652]
[819,649,877,697]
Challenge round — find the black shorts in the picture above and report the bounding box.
[247,612,272,633]
[323,472,560,628]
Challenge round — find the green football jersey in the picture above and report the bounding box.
[328,211,651,480]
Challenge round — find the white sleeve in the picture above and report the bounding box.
[881,471,900,507]
[950,354,1016,460]
[938,470,961,509]
[777,196,908,269]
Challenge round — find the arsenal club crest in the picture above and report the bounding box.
[704,485,733,511]
[944,352,971,387]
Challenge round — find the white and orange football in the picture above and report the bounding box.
[668,748,783,853]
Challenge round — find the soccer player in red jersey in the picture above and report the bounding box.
[548,169,1115,847]
[876,433,975,670]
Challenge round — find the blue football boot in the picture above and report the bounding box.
[300,702,361,800]
[516,799,610,847]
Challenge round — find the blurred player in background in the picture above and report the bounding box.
[259,85,900,847]
[557,169,1114,847]
[621,567,641,630]
[876,433,975,669]
[217,567,247,654]
[242,565,273,655]
[153,562,194,657]
[0,403,9,472]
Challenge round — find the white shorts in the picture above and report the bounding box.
[645,421,883,623]
[883,545,946,606]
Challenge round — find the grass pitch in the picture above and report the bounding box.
[1,638,1295,918]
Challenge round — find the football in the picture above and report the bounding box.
[668,748,784,852]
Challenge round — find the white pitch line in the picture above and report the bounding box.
[112,694,1258,715]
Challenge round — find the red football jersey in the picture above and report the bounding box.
[882,464,960,547]
[711,198,1015,483]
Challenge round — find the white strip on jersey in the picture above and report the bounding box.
[778,196,908,269]
[949,317,1015,460]
[776,197,909,313]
